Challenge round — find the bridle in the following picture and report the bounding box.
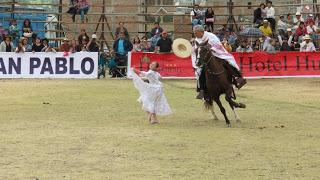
[196,46,224,75]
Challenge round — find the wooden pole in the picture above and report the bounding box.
[11,0,15,19]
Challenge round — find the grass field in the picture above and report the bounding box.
[0,78,319,180]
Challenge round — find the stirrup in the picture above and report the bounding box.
[235,78,247,89]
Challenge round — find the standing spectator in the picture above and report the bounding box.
[294,22,308,42]
[155,31,172,53]
[236,39,253,52]
[87,34,99,52]
[115,22,130,40]
[204,7,215,32]
[253,3,265,25]
[8,19,19,47]
[293,12,304,27]
[300,35,316,52]
[265,1,276,31]
[78,29,89,45]
[78,0,89,23]
[113,32,133,76]
[0,35,14,52]
[190,4,203,27]
[21,37,32,52]
[67,0,78,23]
[59,38,72,52]
[140,36,150,52]
[22,19,33,40]
[259,20,273,37]
[32,37,44,52]
[150,22,163,37]
[132,35,142,52]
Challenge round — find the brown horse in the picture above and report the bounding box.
[195,41,246,127]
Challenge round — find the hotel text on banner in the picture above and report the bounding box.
[0,52,98,78]
[128,52,320,78]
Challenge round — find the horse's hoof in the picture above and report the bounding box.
[239,103,246,108]
[227,123,231,128]
[236,119,242,123]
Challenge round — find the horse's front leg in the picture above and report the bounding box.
[214,97,231,127]
[225,93,241,123]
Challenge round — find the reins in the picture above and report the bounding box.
[200,48,224,76]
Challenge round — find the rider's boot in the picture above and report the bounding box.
[196,90,205,99]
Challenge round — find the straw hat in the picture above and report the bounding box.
[303,35,311,40]
[91,34,97,39]
[172,38,192,58]
[295,12,301,16]
[63,37,69,41]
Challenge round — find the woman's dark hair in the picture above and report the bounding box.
[23,19,32,28]
[206,8,214,15]
[132,36,141,44]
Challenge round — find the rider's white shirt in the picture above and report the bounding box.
[194,31,240,70]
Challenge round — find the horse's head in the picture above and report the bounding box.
[195,40,212,68]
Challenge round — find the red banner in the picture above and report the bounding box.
[128,52,320,78]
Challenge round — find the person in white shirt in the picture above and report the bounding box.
[277,15,291,34]
[236,40,253,53]
[265,1,276,31]
[190,4,204,27]
[293,12,305,27]
[306,20,318,35]
[193,25,246,98]
[300,35,316,52]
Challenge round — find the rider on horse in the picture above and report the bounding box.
[192,25,247,99]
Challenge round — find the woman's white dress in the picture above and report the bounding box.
[131,69,172,116]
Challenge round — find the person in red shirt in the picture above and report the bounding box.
[59,38,72,52]
[294,21,307,42]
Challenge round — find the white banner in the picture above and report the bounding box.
[0,52,98,79]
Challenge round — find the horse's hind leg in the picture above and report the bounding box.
[225,92,246,109]
[214,98,231,127]
[204,99,218,121]
[225,94,241,123]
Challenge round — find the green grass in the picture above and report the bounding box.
[0,78,319,179]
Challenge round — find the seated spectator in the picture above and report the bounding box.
[41,38,49,51]
[32,37,44,52]
[8,19,19,47]
[140,36,150,52]
[217,24,228,40]
[78,29,90,45]
[221,38,232,52]
[15,41,25,53]
[280,38,295,51]
[286,13,294,26]
[259,20,273,37]
[204,7,215,32]
[190,4,204,27]
[277,15,291,37]
[285,28,294,45]
[236,39,253,52]
[78,0,89,23]
[252,38,262,51]
[294,22,307,42]
[264,38,276,53]
[300,35,316,52]
[0,35,14,52]
[253,3,265,25]
[0,23,7,40]
[155,31,172,53]
[293,12,304,27]
[22,19,33,40]
[87,34,99,52]
[115,22,130,40]
[21,37,32,52]
[132,35,142,52]
[66,0,78,22]
[59,37,72,52]
[305,14,314,25]
[307,20,318,36]
[151,22,163,37]
[113,32,133,77]
[70,40,79,53]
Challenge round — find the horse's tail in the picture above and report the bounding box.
[204,99,213,111]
